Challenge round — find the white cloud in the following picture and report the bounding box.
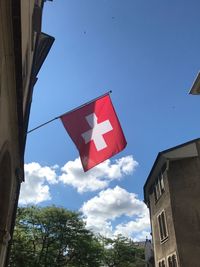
[81,186,150,240]
[19,162,58,205]
[20,155,137,203]
[114,209,151,241]
[19,158,149,241]
[59,155,138,193]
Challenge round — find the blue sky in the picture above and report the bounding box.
[21,0,200,240]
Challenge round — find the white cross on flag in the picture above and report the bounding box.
[60,94,127,171]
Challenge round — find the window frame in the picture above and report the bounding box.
[157,210,168,243]
[167,252,178,267]
[154,167,166,203]
[158,258,166,267]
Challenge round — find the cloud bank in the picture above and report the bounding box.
[19,162,58,205]
[80,186,150,241]
[19,156,149,240]
[19,155,138,204]
[59,155,138,193]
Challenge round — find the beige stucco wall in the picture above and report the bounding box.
[148,169,178,267]
[147,146,200,267]
[21,0,42,114]
[0,0,41,265]
[0,0,53,265]
[0,1,21,266]
[169,156,200,267]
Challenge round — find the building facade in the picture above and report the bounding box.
[0,1,54,265]
[144,138,200,267]
[145,239,155,267]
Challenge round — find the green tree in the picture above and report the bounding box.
[101,235,145,267]
[9,206,103,267]
[9,206,146,267]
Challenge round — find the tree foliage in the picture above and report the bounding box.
[9,206,103,267]
[9,206,145,267]
[101,235,145,267]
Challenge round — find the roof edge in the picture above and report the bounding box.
[143,138,200,204]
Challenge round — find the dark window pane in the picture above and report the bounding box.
[161,212,167,238]
[168,256,173,267]
[154,187,158,201]
[172,254,177,267]
[160,174,165,192]
[158,211,168,241]
[158,214,163,240]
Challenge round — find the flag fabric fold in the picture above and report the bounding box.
[60,94,127,171]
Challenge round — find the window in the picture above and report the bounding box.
[32,3,42,50]
[153,164,166,202]
[168,253,178,267]
[157,210,168,242]
[158,259,166,267]
[22,48,29,89]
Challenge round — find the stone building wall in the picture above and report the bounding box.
[169,156,200,267]
[0,1,53,265]
[148,166,178,266]
[0,1,22,265]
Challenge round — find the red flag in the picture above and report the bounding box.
[60,94,127,171]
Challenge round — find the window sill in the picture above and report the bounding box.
[160,236,169,244]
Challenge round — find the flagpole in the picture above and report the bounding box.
[60,90,112,117]
[27,90,112,134]
[27,116,59,134]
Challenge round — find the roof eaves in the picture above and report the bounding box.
[143,138,200,204]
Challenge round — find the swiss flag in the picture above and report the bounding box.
[60,94,127,171]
